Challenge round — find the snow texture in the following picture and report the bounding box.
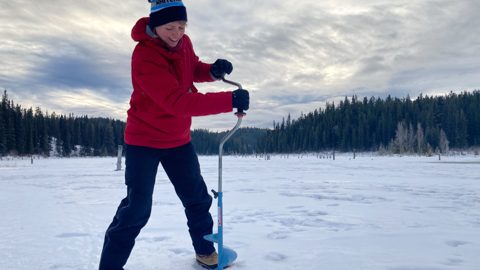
[1,154,479,270]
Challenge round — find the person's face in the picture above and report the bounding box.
[155,21,186,48]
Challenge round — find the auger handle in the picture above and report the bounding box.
[222,77,242,89]
[222,77,247,117]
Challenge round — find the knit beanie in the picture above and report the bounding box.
[148,0,187,30]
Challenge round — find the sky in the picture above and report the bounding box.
[1,0,479,130]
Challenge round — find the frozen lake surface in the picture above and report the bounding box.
[1,154,479,270]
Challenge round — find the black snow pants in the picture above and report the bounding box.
[99,143,215,270]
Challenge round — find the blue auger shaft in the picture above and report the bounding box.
[215,78,245,270]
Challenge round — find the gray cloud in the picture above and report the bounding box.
[1,0,479,129]
[27,41,125,90]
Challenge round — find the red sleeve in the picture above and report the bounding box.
[184,36,215,83]
[132,47,232,117]
[194,61,214,83]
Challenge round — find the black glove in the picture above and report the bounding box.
[210,59,233,79]
[232,89,249,111]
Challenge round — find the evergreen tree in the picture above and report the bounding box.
[23,108,34,154]
[14,105,25,155]
[0,107,6,155]
[34,107,50,155]
[102,121,115,156]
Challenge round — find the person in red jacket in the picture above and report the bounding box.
[99,1,249,269]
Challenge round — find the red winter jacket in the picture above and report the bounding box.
[124,17,233,149]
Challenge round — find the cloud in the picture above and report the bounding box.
[25,41,116,88]
[1,0,479,129]
[0,0,141,119]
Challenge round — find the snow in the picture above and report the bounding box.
[1,154,479,270]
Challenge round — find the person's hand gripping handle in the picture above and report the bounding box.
[223,78,249,117]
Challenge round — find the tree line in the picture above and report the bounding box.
[191,127,266,155]
[0,90,262,157]
[0,91,124,157]
[260,91,480,154]
[1,90,479,157]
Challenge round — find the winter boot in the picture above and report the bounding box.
[196,251,219,269]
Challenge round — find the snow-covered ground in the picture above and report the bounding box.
[1,154,479,270]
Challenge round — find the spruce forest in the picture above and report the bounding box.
[0,91,124,157]
[0,90,479,157]
[263,91,480,154]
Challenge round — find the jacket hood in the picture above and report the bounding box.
[131,17,154,43]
